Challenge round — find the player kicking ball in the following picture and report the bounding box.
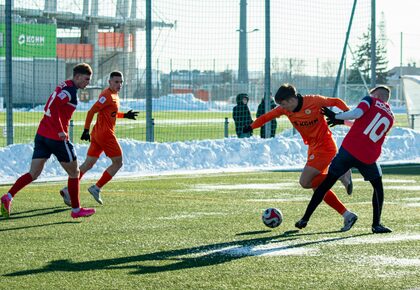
[60,71,138,206]
[295,85,394,233]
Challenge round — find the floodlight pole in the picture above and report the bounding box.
[145,0,154,142]
[370,0,376,88]
[333,0,357,98]
[5,0,13,145]
[263,0,271,138]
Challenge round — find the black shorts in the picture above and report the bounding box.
[328,147,382,181]
[32,134,77,163]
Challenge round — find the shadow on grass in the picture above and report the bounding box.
[0,206,69,221]
[4,231,371,277]
[0,221,75,232]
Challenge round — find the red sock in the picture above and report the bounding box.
[8,173,33,197]
[68,177,80,208]
[323,190,347,215]
[79,170,85,180]
[96,171,113,188]
[312,173,347,215]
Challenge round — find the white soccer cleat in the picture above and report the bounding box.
[88,185,103,205]
[59,187,72,207]
[341,212,358,232]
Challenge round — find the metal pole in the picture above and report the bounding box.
[145,0,154,142]
[333,0,357,98]
[5,0,14,145]
[370,0,376,88]
[238,0,249,84]
[264,0,271,138]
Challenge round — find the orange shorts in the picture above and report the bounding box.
[87,133,122,158]
[306,139,337,173]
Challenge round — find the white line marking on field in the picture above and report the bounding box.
[248,197,309,202]
[405,203,420,207]
[338,234,420,245]
[370,256,420,267]
[226,244,318,257]
[194,183,297,191]
[381,179,417,183]
[384,185,420,191]
[158,212,225,220]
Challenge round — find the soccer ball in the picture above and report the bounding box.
[262,207,283,228]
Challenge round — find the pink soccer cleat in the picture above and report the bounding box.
[1,194,12,219]
[71,207,96,219]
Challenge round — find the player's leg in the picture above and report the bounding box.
[358,162,391,233]
[338,169,353,195]
[88,137,123,205]
[55,139,95,218]
[79,138,102,180]
[79,155,99,180]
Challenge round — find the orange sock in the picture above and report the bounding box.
[312,173,347,215]
[96,170,113,188]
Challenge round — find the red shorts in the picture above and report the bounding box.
[306,139,337,173]
[87,133,122,158]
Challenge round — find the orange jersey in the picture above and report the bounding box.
[84,87,124,138]
[251,95,349,147]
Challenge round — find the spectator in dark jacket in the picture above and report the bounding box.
[256,96,277,138]
[233,93,253,138]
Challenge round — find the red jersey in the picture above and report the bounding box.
[342,96,394,164]
[84,87,124,139]
[252,95,350,149]
[37,80,78,141]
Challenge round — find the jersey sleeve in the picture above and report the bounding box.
[356,96,372,113]
[84,94,110,129]
[251,106,283,129]
[321,96,350,111]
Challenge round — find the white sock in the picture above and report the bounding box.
[7,192,13,200]
[72,208,80,213]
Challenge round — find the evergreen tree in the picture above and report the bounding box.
[347,18,388,84]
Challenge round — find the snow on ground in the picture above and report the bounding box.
[0,125,419,185]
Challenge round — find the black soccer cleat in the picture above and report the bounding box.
[372,224,392,234]
[295,219,308,229]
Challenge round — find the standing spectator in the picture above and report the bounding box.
[256,95,277,138]
[233,93,253,138]
[60,71,138,206]
[243,84,355,231]
[1,63,96,219]
[295,86,394,233]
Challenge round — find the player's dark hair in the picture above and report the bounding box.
[110,71,123,78]
[73,63,93,76]
[274,84,297,104]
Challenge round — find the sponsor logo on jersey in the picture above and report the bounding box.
[99,96,107,104]
[292,118,318,127]
[374,100,393,117]
[305,109,311,114]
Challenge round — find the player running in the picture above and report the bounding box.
[1,63,96,219]
[243,83,356,231]
[295,85,394,233]
[60,71,138,206]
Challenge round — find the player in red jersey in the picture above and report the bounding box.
[60,71,138,206]
[1,63,96,219]
[243,84,357,231]
[295,85,394,233]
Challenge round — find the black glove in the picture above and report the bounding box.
[321,107,344,127]
[124,110,139,120]
[242,125,253,133]
[80,129,90,141]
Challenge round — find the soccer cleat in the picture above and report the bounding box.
[372,224,392,234]
[71,207,96,219]
[59,187,72,207]
[339,169,353,195]
[88,185,103,205]
[295,219,308,229]
[1,194,12,218]
[341,212,358,232]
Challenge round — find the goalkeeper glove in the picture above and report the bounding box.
[321,107,344,127]
[124,110,139,120]
[80,129,90,141]
[242,124,253,133]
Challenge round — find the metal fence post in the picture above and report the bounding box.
[69,120,74,143]
[224,117,229,138]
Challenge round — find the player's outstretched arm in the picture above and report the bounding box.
[123,110,139,120]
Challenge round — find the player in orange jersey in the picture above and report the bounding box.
[60,71,138,206]
[243,84,357,231]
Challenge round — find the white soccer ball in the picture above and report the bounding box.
[262,207,283,228]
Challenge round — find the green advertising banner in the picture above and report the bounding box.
[0,23,56,57]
